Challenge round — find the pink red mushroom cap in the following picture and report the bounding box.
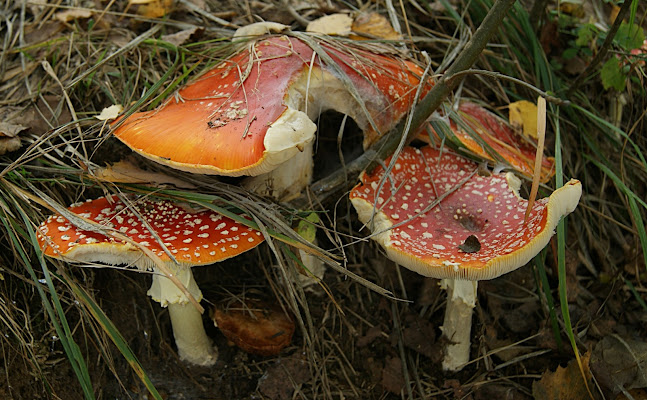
[112,35,431,177]
[349,146,581,280]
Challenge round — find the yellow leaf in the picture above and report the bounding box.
[136,0,173,18]
[350,12,402,41]
[296,213,320,244]
[306,14,353,36]
[508,100,538,140]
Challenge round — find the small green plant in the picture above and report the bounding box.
[600,21,646,91]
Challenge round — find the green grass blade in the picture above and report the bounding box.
[0,200,95,399]
[625,279,647,312]
[534,253,562,350]
[69,282,162,400]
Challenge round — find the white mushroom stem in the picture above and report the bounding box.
[243,141,314,202]
[167,302,217,366]
[440,278,477,372]
[148,267,216,366]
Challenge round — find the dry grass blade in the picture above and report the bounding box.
[525,96,546,222]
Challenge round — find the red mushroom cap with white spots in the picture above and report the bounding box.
[37,196,264,269]
[112,35,431,176]
[349,146,581,280]
[421,102,556,183]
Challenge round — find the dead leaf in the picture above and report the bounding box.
[403,314,441,361]
[532,352,593,400]
[350,12,402,41]
[306,13,353,36]
[54,9,93,23]
[258,356,310,400]
[591,335,647,396]
[136,0,174,18]
[508,100,538,140]
[483,324,524,362]
[96,105,123,121]
[382,356,405,394]
[0,137,21,155]
[92,159,196,189]
[0,122,28,138]
[615,388,647,400]
[0,97,71,137]
[161,27,201,47]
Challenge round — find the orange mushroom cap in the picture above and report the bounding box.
[349,146,581,280]
[421,102,556,183]
[112,35,431,176]
[37,195,264,269]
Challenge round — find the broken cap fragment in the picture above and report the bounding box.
[37,195,265,366]
[112,35,431,177]
[422,101,556,183]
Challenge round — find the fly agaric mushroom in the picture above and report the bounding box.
[112,33,430,200]
[421,101,555,183]
[349,146,581,371]
[37,195,264,366]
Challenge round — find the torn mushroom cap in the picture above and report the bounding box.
[112,35,430,177]
[37,195,265,272]
[349,146,581,281]
[421,102,556,183]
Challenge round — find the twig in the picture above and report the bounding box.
[291,0,518,208]
[448,69,570,105]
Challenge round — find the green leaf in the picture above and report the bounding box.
[562,47,579,60]
[600,57,626,91]
[296,213,320,243]
[615,21,645,50]
[575,24,597,47]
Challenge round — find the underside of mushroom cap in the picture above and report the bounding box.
[112,35,431,176]
[350,146,581,281]
[37,195,265,270]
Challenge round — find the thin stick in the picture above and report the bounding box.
[525,96,546,222]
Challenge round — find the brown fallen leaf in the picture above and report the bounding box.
[161,27,202,47]
[213,298,295,356]
[257,356,310,400]
[136,0,174,19]
[382,356,405,395]
[91,158,196,189]
[306,13,353,36]
[591,335,647,397]
[0,137,21,155]
[531,352,593,400]
[54,8,93,23]
[350,12,402,41]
